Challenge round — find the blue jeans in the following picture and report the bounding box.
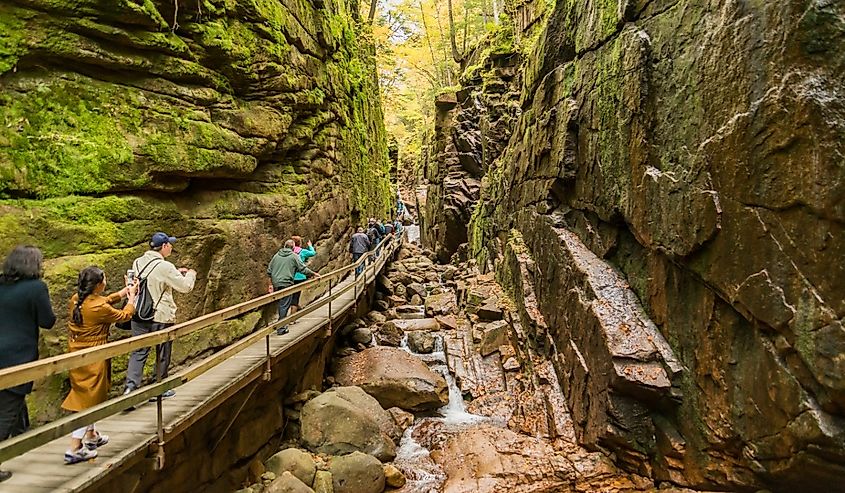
[352,252,364,276]
[277,293,295,321]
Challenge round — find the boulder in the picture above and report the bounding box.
[333,347,449,411]
[265,448,316,486]
[375,322,403,347]
[387,407,414,432]
[374,299,390,312]
[435,315,459,331]
[407,332,436,354]
[367,311,387,324]
[386,295,406,307]
[388,271,413,286]
[312,471,332,493]
[476,302,504,321]
[384,318,439,332]
[425,292,455,317]
[394,284,407,297]
[409,294,423,305]
[377,275,394,294]
[349,327,373,346]
[479,321,509,357]
[329,452,385,493]
[265,471,314,493]
[406,282,426,299]
[441,265,459,281]
[383,464,406,488]
[300,386,397,461]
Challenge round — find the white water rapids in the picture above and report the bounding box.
[392,306,492,492]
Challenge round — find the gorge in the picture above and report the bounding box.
[0,0,844,492]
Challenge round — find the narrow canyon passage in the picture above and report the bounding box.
[0,0,842,492]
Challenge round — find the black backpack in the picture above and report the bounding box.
[133,259,164,322]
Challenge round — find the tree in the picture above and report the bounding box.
[447,0,464,64]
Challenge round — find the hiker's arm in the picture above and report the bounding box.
[34,281,56,329]
[165,263,196,293]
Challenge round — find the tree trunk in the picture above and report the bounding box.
[418,1,441,83]
[368,0,378,23]
[447,0,463,63]
[492,0,499,25]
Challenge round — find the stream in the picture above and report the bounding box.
[390,306,497,492]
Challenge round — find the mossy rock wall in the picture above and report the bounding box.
[0,0,391,423]
[469,0,845,490]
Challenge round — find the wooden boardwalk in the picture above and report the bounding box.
[0,251,389,492]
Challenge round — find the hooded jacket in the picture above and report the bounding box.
[268,248,314,289]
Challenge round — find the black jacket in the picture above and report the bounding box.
[349,232,371,255]
[0,279,56,395]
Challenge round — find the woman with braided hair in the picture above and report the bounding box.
[61,266,137,464]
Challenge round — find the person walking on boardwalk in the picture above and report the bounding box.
[268,239,319,335]
[62,266,137,464]
[290,236,316,314]
[349,227,370,277]
[124,233,196,399]
[0,246,56,482]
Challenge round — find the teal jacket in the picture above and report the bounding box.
[293,245,316,281]
[268,248,314,289]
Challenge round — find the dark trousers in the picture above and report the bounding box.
[352,252,365,276]
[277,293,295,322]
[0,390,28,441]
[125,320,173,390]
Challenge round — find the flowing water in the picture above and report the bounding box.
[393,310,493,492]
[405,224,421,244]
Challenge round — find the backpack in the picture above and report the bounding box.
[133,258,164,322]
[367,227,378,243]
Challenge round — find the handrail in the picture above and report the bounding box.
[0,236,392,391]
[0,234,399,463]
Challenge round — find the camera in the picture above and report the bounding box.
[127,269,136,285]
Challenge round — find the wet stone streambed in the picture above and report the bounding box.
[235,243,692,493]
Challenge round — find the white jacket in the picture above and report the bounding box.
[133,250,196,324]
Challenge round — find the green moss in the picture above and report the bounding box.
[124,0,169,29]
[0,6,26,74]
[0,80,135,197]
[0,195,175,257]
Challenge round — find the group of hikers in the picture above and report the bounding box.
[0,232,197,472]
[0,217,403,476]
[349,217,404,276]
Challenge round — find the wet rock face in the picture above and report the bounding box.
[0,0,390,422]
[470,0,845,490]
[420,51,522,263]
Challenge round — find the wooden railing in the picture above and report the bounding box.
[0,235,400,465]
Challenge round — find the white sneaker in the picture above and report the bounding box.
[82,433,109,450]
[64,447,97,464]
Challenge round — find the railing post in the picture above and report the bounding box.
[263,331,271,381]
[327,279,333,338]
[154,356,165,471]
[353,263,358,311]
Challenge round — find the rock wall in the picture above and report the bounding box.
[466,0,845,491]
[420,26,523,262]
[0,0,391,422]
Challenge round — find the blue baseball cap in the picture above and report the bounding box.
[150,232,177,248]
